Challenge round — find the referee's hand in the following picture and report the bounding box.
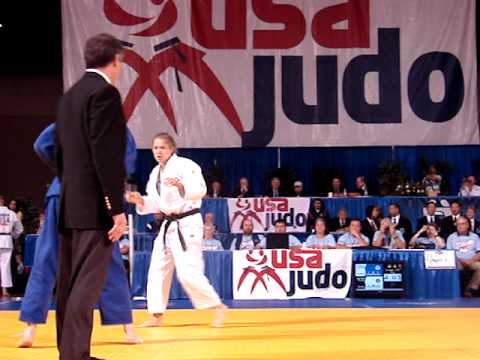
[109,213,127,242]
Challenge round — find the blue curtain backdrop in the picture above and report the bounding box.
[134,146,480,196]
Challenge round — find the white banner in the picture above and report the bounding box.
[233,249,352,299]
[228,197,310,233]
[62,0,478,148]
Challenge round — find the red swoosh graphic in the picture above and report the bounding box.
[133,0,177,36]
[104,0,152,26]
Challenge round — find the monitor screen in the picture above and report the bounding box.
[352,261,405,298]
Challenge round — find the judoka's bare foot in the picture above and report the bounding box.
[123,324,143,344]
[211,304,228,328]
[18,324,36,348]
[137,313,163,328]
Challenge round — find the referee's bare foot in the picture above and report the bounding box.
[137,314,163,328]
[123,324,143,344]
[211,304,228,328]
[18,324,36,348]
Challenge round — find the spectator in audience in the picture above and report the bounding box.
[329,208,351,232]
[265,177,284,197]
[307,198,330,232]
[0,195,24,298]
[292,181,305,197]
[146,213,164,233]
[337,219,369,248]
[416,200,442,231]
[465,206,480,234]
[303,218,336,249]
[422,165,442,196]
[361,205,382,241]
[330,177,344,197]
[36,211,46,235]
[202,223,224,251]
[258,219,302,249]
[372,219,406,249]
[388,203,413,244]
[207,180,224,198]
[410,224,445,249]
[446,216,480,297]
[352,176,369,196]
[458,176,480,197]
[233,176,254,198]
[441,200,463,239]
[8,199,24,222]
[230,219,265,250]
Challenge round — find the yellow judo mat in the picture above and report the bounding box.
[1,308,479,360]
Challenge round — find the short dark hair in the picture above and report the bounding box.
[84,33,124,69]
[314,217,330,235]
[451,200,462,207]
[274,218,287,226]
[350,218,362,225]
[389,203,400,210]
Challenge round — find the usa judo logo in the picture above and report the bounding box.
[237,250,287,294]
[103,0,244,135]
[233,249,352,299]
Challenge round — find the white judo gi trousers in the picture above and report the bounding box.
[147,212,221,314]
[0,248,13,288]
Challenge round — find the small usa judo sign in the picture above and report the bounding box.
[233,249,352,300]
[228,197,310,234]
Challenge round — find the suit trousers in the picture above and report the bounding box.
[56,229,112,360]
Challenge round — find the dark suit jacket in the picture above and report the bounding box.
[389,216,413,243]
[329,217,351,232]
[55,72,126,230]
[361,218,380,241]
[264,189,286,197]
[469,218,480,234]
[440,216,460,239]
[233,187,255,198]
[416,215,443,232]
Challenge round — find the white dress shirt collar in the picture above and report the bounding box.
[86,68,111,84]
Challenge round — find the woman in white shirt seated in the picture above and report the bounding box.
[409,224,445,249]
[303,218,336,249]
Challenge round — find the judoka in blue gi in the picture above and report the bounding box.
[18,124,142,347]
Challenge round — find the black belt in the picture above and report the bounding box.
[163,208,200,251]
[0,233,10,236]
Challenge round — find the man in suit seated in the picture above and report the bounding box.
[361,205,382,242]
[465,206,480,235]
[388,203,413,245]
[337,219,370,248]
[330,177,344,197]
[265,177,284,197]
[441,200,463,239]
[206,180,224,198]
[416,200,442,232]
[351,176,369,196]
[233,177,254,198]
[329,208,351,233]
[258,219,302,249]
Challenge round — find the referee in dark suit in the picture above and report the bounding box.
[55,33,127,360]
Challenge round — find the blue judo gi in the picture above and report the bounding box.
[19,124,136,325]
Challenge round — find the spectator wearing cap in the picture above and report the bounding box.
[293,181,305,197]
[416,200,442,232]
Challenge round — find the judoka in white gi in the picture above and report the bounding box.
[126,133,227,327]
[0,195,24,297]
